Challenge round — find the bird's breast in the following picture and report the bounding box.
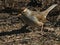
[21,15,37,26]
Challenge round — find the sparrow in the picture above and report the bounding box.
[19,4,57,30]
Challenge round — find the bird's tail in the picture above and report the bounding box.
[40,4,57,18]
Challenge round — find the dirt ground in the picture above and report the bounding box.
[0,0,60,45]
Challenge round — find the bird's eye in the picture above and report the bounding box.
[22,11,26,14]
[22,10,25,13]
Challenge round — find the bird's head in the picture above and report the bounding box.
[22,8,31,16]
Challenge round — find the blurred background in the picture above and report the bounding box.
[0,0,60,45]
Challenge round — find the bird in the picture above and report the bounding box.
[19,4,57,31]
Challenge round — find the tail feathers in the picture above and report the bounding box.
[40,4,57,18]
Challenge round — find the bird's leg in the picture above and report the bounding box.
[40,23,44,34]
[41,25,43,31]
[36,21,44,34]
